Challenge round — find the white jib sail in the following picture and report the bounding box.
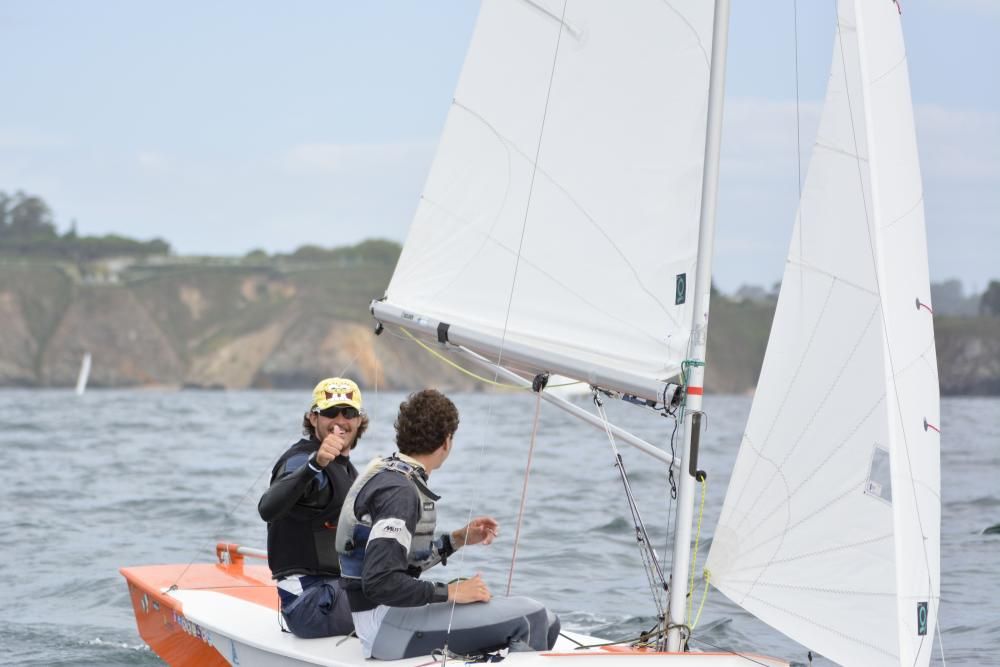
[380,0,715,397]
[706,1,940,666]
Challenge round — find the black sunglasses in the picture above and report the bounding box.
[316,405,360,419]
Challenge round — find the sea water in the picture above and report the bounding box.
[0,389,996,666]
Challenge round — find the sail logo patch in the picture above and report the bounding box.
[675,273,687,305]
[917,602,928,636]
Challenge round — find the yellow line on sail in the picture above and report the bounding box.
[396,326,583,390]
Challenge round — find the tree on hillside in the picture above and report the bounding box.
[337,239,401,265]
[0,189,171,259]
[980,281,1000,318]
[0,191,57,240]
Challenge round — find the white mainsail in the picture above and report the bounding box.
[706,1,940,665]
[375,0,715,401]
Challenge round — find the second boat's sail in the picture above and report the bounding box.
[706,1,940,665]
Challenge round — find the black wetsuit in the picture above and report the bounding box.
[258,437,357,637]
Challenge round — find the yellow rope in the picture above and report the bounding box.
[686,476,708,624]
[397,327,523,389]
[691,569,711,631]
[395,326,584,390]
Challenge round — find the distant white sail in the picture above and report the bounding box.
[706,1,940,665]
[75,352,92,396]
[379,0,715,398]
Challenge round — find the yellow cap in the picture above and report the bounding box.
[311,377,362,412]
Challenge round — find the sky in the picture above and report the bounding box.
[1,1,997,294]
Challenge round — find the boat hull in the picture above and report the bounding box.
[121,549,788,667]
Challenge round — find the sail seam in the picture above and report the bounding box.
[882,194,924,232]
[445,100,683,327]
[738,592,898,658]
[814,140,869,163]
[416,194,680,352]
[868,54,907,88]
[721,531,893,574]
[656,0,712,68]
[734,298,881,526]
[724,579,895,597]
[405,105,513,303]
[726,277,838,513]
[733,474,871,564]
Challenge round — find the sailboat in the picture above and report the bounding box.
[120,1,938,665]
[75,352,92,395]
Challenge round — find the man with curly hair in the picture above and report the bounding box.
[336,389,559,659]
[257,377,368,638]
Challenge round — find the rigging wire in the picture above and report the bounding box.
[592,390,669,639]
[505,391,543,596]
[167,463,274,591]
[661,415,680,606]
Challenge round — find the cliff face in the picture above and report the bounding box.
[934,317,1000,395]
[0,261,997,395]
[0,261,479,392]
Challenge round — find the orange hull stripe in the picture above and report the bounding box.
[687,386,704,395]
[121,561,280,666]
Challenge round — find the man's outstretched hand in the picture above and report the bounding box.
[451,517,499,549]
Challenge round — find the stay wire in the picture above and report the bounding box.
[167,463,274,591]
[592,393,669,623]
[662,414,680,579]
[506,391,543,596]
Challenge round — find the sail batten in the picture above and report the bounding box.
[706,1,939,665]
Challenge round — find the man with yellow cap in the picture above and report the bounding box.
[257,377,367,638]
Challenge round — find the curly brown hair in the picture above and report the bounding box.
[301,412,369,449]
[394,389,459,456]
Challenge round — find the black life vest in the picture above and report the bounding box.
[266,438,358,579]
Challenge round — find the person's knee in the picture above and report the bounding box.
[545,609,561,650]
[281,581,354,638]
